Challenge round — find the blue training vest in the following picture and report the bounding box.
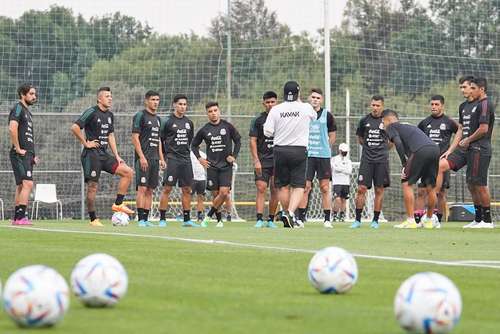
[308,109,331,158]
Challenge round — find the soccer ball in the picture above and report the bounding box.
[112,212,130,226]
[308,246,358,294]
[71,253,128,307]
[394,272,462,333]
[2,265,70,328]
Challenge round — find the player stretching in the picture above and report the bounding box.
[249,91,279,228]
[351,96,390,229]
[71,87,134,226]
[132,91,166,227]
[9,84,38,225]
[383,110,440,229]
[415,95,458,224]
[263,81,316,228]
[298,88,337,228]
[158,94,197,227]
[192,101,241,227]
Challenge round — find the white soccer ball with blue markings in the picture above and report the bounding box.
[112,212,130,226]
[71,253,128,307]
[2,265,70,328]
[308,247,358,294]
[394,272,462,333]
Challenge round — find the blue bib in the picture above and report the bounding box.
[308,109,331,158]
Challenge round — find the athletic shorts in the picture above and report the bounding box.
[191,180,206,196]
[135,159,159,189]
[333,184,350,199]
[306,157,332,181]
[403,145,440,186]
[10,150,34,185]
[254,166,274,184]
[273,145,307,188]
[81,149,118,183]
[163,159,193,187]
[206,165,232,191]
[418,170,450,190]
[357,160,390,189]
[447,147,490,186]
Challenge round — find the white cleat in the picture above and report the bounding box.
[323,221,333,228]
[463,220,481,229]
[469,222,495,229]
[293,219,304,228]
[216,221,224,228]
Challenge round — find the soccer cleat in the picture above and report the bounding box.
[182,220,200,227]
[254,219,265,228]
[338,213,346,222]
[216,221,224,228]
[370,221,379,229]
[89,218,103,227]
[293,219,304,229]
[266,220,278,228]
[200,217,209,227]
[158,220,167,227]
[422,214,440,229]
[350,220,362,229]
[12,217,33,226]
[281,211,292,228]
[469,222,495,229]
[138,220,154,227]
[323,220,333,228]
[463,220,481,229]
[394,219,419,229]
[112,203,135,215]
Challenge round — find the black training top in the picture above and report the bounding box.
[9,102,35,154]
[417,114,458,154]
[386,122,435,165]
[249,111,274,168]
[132,109,161,160]
[161,113,194,163]
[75,106,114,153]
[356,113,389,162]
[463,97,495,153]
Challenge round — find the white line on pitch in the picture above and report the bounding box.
[3,225,500,270]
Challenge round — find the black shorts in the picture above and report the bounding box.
[403,145,440,186]
[357,160,390,189]
[81,149,118,183]
[418,170,450,190]
[207,166,232,191]
[191,180,206,195]
[306,157,332,181]
[273,146,307,188]
[254,166,274,184]
[135,159,160,189]
[163,159,193,187]
[333,184,350,199]
[10,150,34,185]
[466,147,490,186]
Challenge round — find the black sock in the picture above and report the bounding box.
[144,209,150,220]
[115,194,125,205]
[197,211,203,220]
[339,211,345,219]
[15,205,26,220]
[436,213,443,222]
[373,211,380,222]
[183,210,190,222]
[324,209,331,222]
[333,211,338,218]
[160,210,166,221]
[268,214,275,222]
[483,206,492,223]
[298,208,306,221]
[137,208,145,221]
[414,212,422,224]
[89,211,97,221]
[474,205,482,222]
[355,208,362,222]
[13,205,19,219]
[207,207,217,218]
[215,211,222,222]
[226,214,232,222]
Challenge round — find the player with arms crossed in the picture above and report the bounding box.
[9,83,38,225]
[132,90,166,227]
[331,143,353,222]
[192,101,241,227]
[71,87,134,226]
[249,91,279,228]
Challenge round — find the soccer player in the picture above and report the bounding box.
[158,94,197,227]
[249,91,279,228]
[71,87,135,226]
[416,95,458,224]
[382,110,440,229]
[298,88,337,228]
[9,83,38,225]
[437,77,495,228]
[132,90,166,227]
[351,95,390,229]
[191,150,207,224]
[192,101,241,228]
[263,81,316,228]
[331,143,352,223]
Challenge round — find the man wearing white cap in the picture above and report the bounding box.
[331,143,352,223]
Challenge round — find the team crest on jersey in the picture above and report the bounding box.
[208,180,213,186]
[220,128,226,135]
[168,175,173,182]
[365,123,370,127]
[440,123,446,130]
[97,118,101,123]
[108,117,112,124]
[148,121,152,125]
[185,123,191,129]
[427,124,432,128]
[471,106,477,113]
[27,171,31,177]
[141,177,146,183]
[91,170,97,177]
[358,175,363,181]
[173,124,177,128]
[207,132,212,136]
[379,122,384,130]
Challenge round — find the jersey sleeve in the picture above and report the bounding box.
[327,112,337,132]
[355,117,364,137]
[229,123,242,158]
[8,104,23,123]
[75,107,95,129]
[188,119,195,145]
[417,119,425,132]
[191,127,204,159]
[132,112,143,134]
[109,113,114,133]
[478,99,492,125]
[249,116,259,137]
[449,117,459,133]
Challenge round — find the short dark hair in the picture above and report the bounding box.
[458,76,474,84]
[262,91,277,100]
[430,95,445,104]
[471,77,487,92]
[145,90,160,99]
[97,86,111,95]
[382,109,399,119]
[173,94,188,103]
[17,83,35,98]
[310,88,323,96]
[205,101,219,110]
[371,95,384,102]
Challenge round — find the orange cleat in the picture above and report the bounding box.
[89,218,104,227]
[112,203,135,215]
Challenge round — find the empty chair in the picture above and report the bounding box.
[31,184,63,220]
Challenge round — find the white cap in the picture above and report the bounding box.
[339,143,349,152]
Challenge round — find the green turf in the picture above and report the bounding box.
[0,220,498,333]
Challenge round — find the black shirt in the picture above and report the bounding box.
[192,120,241,169]
[458,99,480,139]
[317,108,337,132]
[470,97,495,152]
[249,111,274,168]
[417,114,458,154]
[386,122,436,165]
[9,102,35,154]
[356,113,389,162]
[161,114,194,163]
[75,106,114,153]
[132,110,161,160]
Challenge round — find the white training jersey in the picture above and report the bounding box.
[331,154,352,186]
[190,151,207,181]
[263,100,316,147]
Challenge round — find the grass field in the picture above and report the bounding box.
[0,220,499,333]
